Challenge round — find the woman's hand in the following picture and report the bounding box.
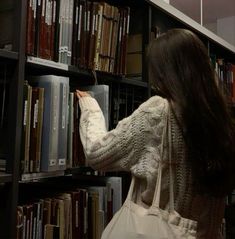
[76,90,91,99]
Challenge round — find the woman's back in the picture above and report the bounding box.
[131,100,226,239]
[164,107,225,238]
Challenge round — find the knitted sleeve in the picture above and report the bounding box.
[79,95,167,172]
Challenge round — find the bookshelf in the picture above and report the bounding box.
[0,0,234,238]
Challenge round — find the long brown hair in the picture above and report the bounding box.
[147,28,235,196]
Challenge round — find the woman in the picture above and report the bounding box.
[77,29,235,238]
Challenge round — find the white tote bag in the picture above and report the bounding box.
[101,107,197,239]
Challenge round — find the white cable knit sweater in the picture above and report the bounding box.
[79,95,225,239]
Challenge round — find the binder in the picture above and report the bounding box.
[57,76,69,170]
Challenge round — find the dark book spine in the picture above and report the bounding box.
[26,0,34,55]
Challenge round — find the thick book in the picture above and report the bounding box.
[87,186,107,233]
[44,224,60,239]
[93,3,104,71]
[23,204,34,239]
[58,193,72,239]
[67,92,74,168]
[106,177,122,214]
[53,0,61,62]
[30,75,69,172]
[57,77,69,171]
[32,199,43,239]
[16,206,24,239]
[88,190,99,239]
[21,82,32,173]
[26,0,34,55]
[71,0,79,65]
[72,92,86,167]
[70,189,88,238]
[29,87,40,172]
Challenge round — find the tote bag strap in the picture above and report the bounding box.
[125,102,174,212]
[152,103,175,212]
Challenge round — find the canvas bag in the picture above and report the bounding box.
[101,106,198,239]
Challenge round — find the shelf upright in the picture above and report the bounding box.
[142,2,152,98]
[3,0,27,237]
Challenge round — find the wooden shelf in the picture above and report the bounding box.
[26,56,149,88]
[0,49,18,60]
[0,172,12,183]
[20,171,65,182]
[27,56,69,70]
[96,71,149,88]
[65,166,95,175]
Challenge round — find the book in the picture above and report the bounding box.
[106,177,122,214]
[88,190,99,239]
[42,198,52,239]
[87,186,107,233]
[29,87,40,172]
[32,200,43,239]
[23,204,34,239]
[21,82,32,173]
[57,77,69,171]
[94,3,104,71]
[71,0,79,65]
[16,206,24,239]
[26,0,34,55]
[72,92,86,167]
[44,224,60,239]
[126,33,142,76]
[58,193,72,239]
[70,189,88,238]
[67,92,74,168]
[53,0,61,62]
[35,88,45,172]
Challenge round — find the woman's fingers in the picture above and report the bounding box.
[76,90,91,99]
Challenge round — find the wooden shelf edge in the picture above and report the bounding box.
[0,49,19,60]
[0,172,12,183]
[20,171,65,182]
[26,56,148,87]
[65,166,95,175]
[27,56,69,71]
[19,167,103,182]
[96,71,148,88]
[121,77,148,87]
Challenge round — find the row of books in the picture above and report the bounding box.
[16,177,122,239]
[214,59,235,103]
[22,75,69,173]
[21,75,109,173]
[26,0,130,75]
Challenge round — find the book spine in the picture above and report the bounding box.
[93,3,103,71]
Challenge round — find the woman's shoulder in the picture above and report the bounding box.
[137,95,168,115]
